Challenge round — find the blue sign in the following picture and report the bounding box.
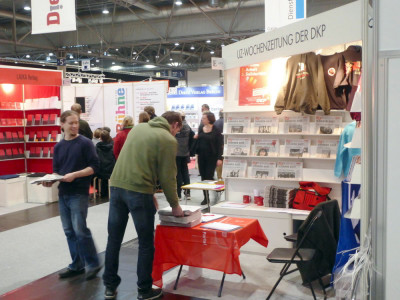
[171,70,186,78]
[57,58,66,66]
[168,86,223,98]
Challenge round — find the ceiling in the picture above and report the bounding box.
[0,0,355,80]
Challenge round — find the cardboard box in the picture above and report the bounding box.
[0,176,27,207]
[26,177,58,204]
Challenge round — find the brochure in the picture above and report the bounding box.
[252,138,279,156]
[284,139,310,158]
[314,140,339,158]
[226,137,251,156]
[252,116,279,133]
[276,161,303,180]
[249,161,276,179]
[200,222,242,232]
[226,116,251,133]
[222,159,247,178]
[315,115,342,134]
[30,174,64,184]
[283,116,310,133]
[201,213,225,223]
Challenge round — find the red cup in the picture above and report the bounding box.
[254,196,264,206]
[243,195,251,203]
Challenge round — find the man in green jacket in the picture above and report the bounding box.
[103,111,184,300]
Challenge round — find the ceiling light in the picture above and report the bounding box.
[88,50,92,54]
[49,52,54,56]
[92,67,100,71]
[170,58,173,61]
[96,59,100,63]
[103,9,109,14]
[24,5,31,11]
[146,59,149,62]
[175,0,183,5]
[110,66,122,71]
[112,62,115,65]
[69,55,73,59]
[155,55,159,59]
[210,51,215,54]
[190,46,195,50]
[206,40,211,43]
[174,42,179,46]
[107,53,112,56]
[116,48,119,51]
[15,61,18,64]
[46,56,51,61]
[133,51,137,55]
[91,64,94,66]
[42,64,45,66]
[26,55,30,58]
[221,43,225,47]
[74,61,78,64]
[144,65,157,69]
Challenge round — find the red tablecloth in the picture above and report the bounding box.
[152,217,269,287]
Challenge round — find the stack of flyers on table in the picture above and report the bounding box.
[315,115,342,134]
[314,140,339,158]
[226,137,251,156]
[264,185,297,208]
[249,161,276,179]
[284,139,310,158]
[283,116,310,134]
[251,116,279,133]
[252,138,279,156]
[222,159,247,178]
[226,116,251,133]
[158,205,202,227]
[276,161,303,180]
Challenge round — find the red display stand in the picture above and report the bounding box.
[0,66,62,176]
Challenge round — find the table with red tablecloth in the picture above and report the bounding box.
[152,216,269,288]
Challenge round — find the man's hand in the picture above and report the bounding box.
[42,181,54,187]
[172,205,184,217]
[61,172,76,182]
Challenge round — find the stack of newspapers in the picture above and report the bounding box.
[158,205,202,227]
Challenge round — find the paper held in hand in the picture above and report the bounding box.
[30,174,64,184]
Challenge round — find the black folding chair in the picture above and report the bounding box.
[266,210,326,300]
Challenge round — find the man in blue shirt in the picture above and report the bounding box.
[43,110,101,280]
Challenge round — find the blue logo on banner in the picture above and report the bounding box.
[296,0,305,19]
[168,86,224,98]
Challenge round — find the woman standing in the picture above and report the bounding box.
[96,130,115,197]
[195,112,223,205]
[113,116,134,160]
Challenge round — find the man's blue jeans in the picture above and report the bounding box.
[103,187,156,291]
[59,194,100,271]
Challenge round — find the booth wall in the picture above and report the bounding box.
[187,69,221,87]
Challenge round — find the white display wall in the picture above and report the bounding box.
[167,86,224,131]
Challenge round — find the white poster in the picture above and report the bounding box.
[104,84,133,137]
[265,0,306,32]
[75,85,104,133]
[133,81,167,123]
[32,0,77,34]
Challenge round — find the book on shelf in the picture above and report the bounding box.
[0,132,4,142]
[222,158,247,178]
[16,119,23,126]
[276,161,303,180]
[50,130,58,142]
[0,119,6,125]
[252,138,279,156]
[12,148,18,157]
[314,140,339,158]
[17,131,24,141]
[283,116,310,133]
[226,116,251,133]
[252,116,279,133]
[34,114,42,125]
[42,130,49,141]
[5,149,12,159]
[11,132,18,142]
[249,161,276,179]
[42,114,49,125]
[28,131,35,141]
[226,137,251,156]
[7,119,16,125]
[17,148,24,158]
[49,114,57,125]
[26,114,34,125]
[284,139,310,158]
[315,115,342,134]
[5,132,12,142]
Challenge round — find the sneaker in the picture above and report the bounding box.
[200,199,207,205]
[137,288,163,300]
[104,287,117,299]
[85,265,103,280]
[58,267,85,279]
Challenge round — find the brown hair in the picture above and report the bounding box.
[100,130,112,143]
[203,111,216,124]
[60,110,79,123]
[161,111,182,127]
[139,112,150,123]
[143,106,155,117]
[71,103,82,114]
[94,128,102,139]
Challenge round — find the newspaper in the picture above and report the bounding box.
[284,139,310,158]
[276,161,303,180]
[249,161,276,179]
[226,116,251,133]
[222,159,247,178]
[314,140,339,158]
[315,115,342,134]
[226,137,251,156]
[30,174,64,184]
[252,138,279,156]
[252,116,279,133]
[283,116,310,133]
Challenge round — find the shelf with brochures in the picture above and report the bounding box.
[0,125,24,128]
[223,155,336,161]
[0,109,23,112]
[223,132,342,137]
[0,158,25,162]
[0,142,25,145]
[26,157,53,160]
[24,107,60,111]
[224,176,342,184]
[25,141,58,143]
[25,124,59,127]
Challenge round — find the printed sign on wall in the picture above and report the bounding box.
[133,81,167,123]
[265,0,306,32]
[32,0,77,34]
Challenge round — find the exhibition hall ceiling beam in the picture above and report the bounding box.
[188,0,226,35]
[165,2,176,40]
[117,0,160,15]
[228,0,242,35]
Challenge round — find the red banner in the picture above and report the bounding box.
[239,61,272,106]
[0,66,62,86]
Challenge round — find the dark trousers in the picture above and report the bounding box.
[176,156,190,198]
[103,187,156,291]
[198,154,217,181]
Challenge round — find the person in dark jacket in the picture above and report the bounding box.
[213,109,224,179]
[71,103,93,139]
[96,130,115,197]
[175,111,194,200]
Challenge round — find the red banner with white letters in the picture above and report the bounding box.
[31,0,76,34]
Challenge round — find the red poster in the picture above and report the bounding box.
[239,62,272,106]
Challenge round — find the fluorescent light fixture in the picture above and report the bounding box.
[49,52,54,56]
[24,5,31,11]
[103,9,109,14]
[155,55,159,58]
[96,59,100,62]
[174,42,180,46]
[175,0,183,5]
[92,67,100,71]
[206,39,211,43]
[112,62,115,65]
[190,46,195,50]
[110,66,122,71]
[221,43,225,47]
[69,55,73,59]
[46,56,51,61]
[116,48,119,51]
[133,51,137,55]
[170,58,173,61]
[146,59,150,62]
[210,51,215,54]
[74,61,78,64]
[144,64,157,69]
[88,50,92,54]
[26,55,30,58]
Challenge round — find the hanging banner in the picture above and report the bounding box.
[104,84,133,137]
[32,0,77,34]
[265,0,306,32]
[133,81,167,123]
[81,59,90,71]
